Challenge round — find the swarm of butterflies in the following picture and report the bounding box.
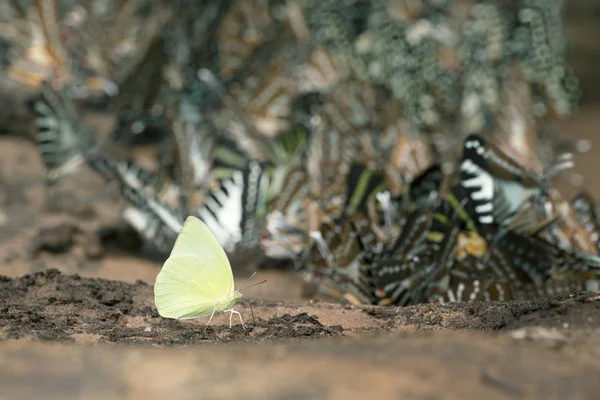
[2,0,599,307]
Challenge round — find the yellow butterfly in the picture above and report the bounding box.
[154,216,245,328]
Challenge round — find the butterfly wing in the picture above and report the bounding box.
[30,82,94,183]
[154,216,237,319]
[198,162,268,252]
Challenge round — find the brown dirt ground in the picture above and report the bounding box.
[1,5,600,399]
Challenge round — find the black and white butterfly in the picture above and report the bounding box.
[368,209,434,306]
[197,160,270,252]
[298,212,376,305]
[29,81,95,184]
[458,134,572,229]
[102,153,271,255]
[494,228,600,298]
[85,150,184,254]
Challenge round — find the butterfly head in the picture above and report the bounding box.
[228,290,243,305]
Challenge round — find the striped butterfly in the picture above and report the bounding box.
[458,134,572,230]
[29,81,94,184]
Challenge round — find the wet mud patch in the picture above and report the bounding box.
[1,269,599,347]
[363,292,600,332]
[0,270,345,345]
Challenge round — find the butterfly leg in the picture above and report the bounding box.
[206,307,218,326]
[234,309,246,329]
[226,308,246,329]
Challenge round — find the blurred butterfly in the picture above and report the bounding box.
[459,134,572,229]
[29,81,94,184]
[154,215,246,327]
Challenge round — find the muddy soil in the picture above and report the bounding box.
[0,269,599,399]
[1,268,599,345]
[1,5,600,400]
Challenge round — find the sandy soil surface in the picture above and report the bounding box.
[1,5,600,400]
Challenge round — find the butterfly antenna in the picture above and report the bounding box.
[240,279,268,291]
[240,298,256,327]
